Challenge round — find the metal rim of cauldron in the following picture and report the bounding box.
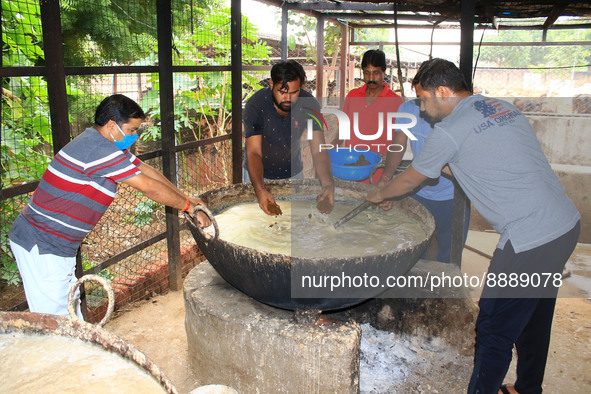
[186,178,435,311]
[0,311,178,394]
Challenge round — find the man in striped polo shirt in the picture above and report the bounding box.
[9,94,210,319]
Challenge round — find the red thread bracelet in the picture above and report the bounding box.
[182,196,191,212]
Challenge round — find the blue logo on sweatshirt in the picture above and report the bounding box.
[473,98,521,133]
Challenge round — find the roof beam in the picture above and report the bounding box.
[255,0,461,17]
[348,40,591,47]
[323,12,449,21]
[501,23,591,30]
[284,1,450,13]
[286,2,403,11]
[348,22,460,29]
[542,4,567,41]
[318,12,490,24]
[347,22,591,30]
[252,0,591,32]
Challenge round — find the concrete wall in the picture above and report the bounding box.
[531,115,590,243]
[552,165,591,244]
[529,116,591,167]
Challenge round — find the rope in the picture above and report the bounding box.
[68,275,115,327]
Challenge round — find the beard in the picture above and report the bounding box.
[273,94,292,112]
[419,110,440,127]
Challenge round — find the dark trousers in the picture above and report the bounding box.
[467,221,580,394]
[411,194,471,264]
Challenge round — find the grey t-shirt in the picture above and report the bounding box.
[413,94,580,253]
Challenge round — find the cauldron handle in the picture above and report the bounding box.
[184,204,219,243]
[369,164,385,185]
[68,274,115,327]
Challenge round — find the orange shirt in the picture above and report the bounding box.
[341,83,403,184]
[342,83,403,154]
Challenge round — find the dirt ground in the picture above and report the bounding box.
[105,232,591,393]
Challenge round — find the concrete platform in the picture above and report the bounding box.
[183,262,361,394]
[183,259,482,393]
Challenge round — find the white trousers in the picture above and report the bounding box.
[9,240,83,320]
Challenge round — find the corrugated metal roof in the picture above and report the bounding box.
[255,0,591,29]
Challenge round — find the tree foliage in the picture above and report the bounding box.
[1,0,44,67]
[2,0,52,185]
[356,27,391,56]
[140,6,271,143]
[59,0,212,66]
[544,29,591,72]
[476,28,591,72]
[288,12,344,63]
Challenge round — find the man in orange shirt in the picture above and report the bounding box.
[334,49,406,184]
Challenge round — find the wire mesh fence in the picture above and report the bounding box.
[1,0,236,321]
[60,0,159,67]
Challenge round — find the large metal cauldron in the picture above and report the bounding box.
[186,179,435,311]
[0,311,178,393]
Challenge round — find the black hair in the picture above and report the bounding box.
[270,60,306,90]
[94,94,145,126]
[411,58,470,93]
[361,49,387,72]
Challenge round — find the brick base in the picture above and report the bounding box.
[86,244,205,323]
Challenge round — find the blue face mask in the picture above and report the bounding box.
[111,122,138,150]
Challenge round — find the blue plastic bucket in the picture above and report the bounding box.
[329,149,382,181]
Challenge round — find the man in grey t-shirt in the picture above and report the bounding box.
[366,59,580,394]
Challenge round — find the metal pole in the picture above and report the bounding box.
[281,4,288,61]
[449,0,475,268]
[315,15,325,100]
[156,0,182,290]
[39,0,70,153]
[339,22,348,107]
[231,0,243,183]
[393,1,405,99]
[349,29,356,91]
[459,0,475,92]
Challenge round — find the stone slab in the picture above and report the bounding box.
[183,262,361,394]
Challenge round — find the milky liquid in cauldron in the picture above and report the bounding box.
[210,200,428,258]
[0,333,167,393]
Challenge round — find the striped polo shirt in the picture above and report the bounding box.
[9,127,142,257]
